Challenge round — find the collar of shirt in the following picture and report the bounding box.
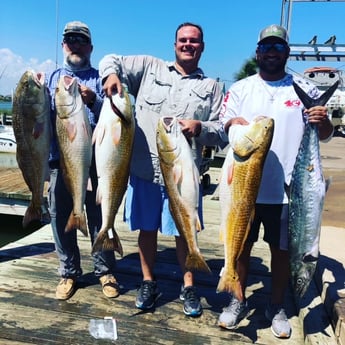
[167,61,204,79]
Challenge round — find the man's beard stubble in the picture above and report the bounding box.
[257,57,287,76]
[66,53,90,69]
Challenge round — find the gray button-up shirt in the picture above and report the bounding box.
[99,54,227,183]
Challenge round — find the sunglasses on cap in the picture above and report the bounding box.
[257,43,287,53]
[63,35,90,46]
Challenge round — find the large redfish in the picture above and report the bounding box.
[92,91,134,255]
[12,70,51,228]
[157,116,210,273]
[217,116,274,300]
[289,81,338,298]
[55,75,92,236]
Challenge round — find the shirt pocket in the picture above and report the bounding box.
[190,85,212,120]
[141,73,171,114]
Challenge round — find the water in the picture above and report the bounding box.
[0,102,12,112]
[0,214,36,248]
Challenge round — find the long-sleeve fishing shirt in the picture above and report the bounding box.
[99,54,227,184]
[219,73,322,204]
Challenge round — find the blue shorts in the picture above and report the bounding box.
[124,175,204,236]
[247,204,288,251]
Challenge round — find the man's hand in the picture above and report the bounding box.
[179,119,202,138]
[103,73,123,97]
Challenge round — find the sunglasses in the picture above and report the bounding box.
[257,43,287,53]
[63,35,90,46]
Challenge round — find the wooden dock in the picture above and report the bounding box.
[0,164,338,345]
[0,165,40,217]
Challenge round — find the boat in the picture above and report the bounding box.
[303,67,345,130]
[0,125,16,153]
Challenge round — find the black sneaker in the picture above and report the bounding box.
[179,285,202,317]
[135,280,160,310]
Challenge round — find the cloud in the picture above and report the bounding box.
[0,48,56,95]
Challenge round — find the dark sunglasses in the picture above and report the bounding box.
[63,35,90,46]
[257,43,287,53]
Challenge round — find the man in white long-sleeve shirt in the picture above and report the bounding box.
[218,24,333,338]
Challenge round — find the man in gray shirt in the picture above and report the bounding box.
[99,22,227,316]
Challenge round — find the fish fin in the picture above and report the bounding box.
[227,163,234,185]
[91,125,98,145]
[86,177,93,192]
[65,121,77,142]
[32,121,45,140]
[302,254,318,263]
[95,186,102,205]
[92,228,123,256]
[195,215,202,233]
[185,252,211,274]
[112,121,121,145]
[65,211,88,237]
[22,203,43,228]
[173,164,183,185]
[94,124,106,146]
[293,80,338,108]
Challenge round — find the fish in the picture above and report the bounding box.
[55,75,92,236]
[156,116,211,273]
[91,91,135,255]
[12,70,51,228]
[288,81,338,298]
[216,116,274,300]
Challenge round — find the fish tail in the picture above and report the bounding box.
[293,80,338,108]
[216,273,242,301]
[65,211,88,237]
[22,203,42,228]
[92,227,123,257]
[185,252,211,274]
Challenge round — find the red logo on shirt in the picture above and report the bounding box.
[285,99,301,107]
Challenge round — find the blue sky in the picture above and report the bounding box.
[1,0,345,95]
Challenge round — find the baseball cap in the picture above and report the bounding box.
[63,21,91,41]
[258,24,289,44]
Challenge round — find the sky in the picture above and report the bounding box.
[1,0,345,96]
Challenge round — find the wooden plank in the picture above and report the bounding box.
[0,175,320,345]
[0,156,341,344]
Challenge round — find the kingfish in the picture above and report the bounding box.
[91,91,135,255]
[157,116,210,273]
[12,70,51,228]
[55,75,92,236]
[217,116,274,300]
[288,81,338,297]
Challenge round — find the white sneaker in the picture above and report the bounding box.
[218,296,248,329]
[265,304,291,338]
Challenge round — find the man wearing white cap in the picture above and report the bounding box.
[47,21,119,301]
[218,24,333,338]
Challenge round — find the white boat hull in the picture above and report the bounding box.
[0,125,16,153]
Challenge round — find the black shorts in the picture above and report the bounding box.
[247,204,288,251]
